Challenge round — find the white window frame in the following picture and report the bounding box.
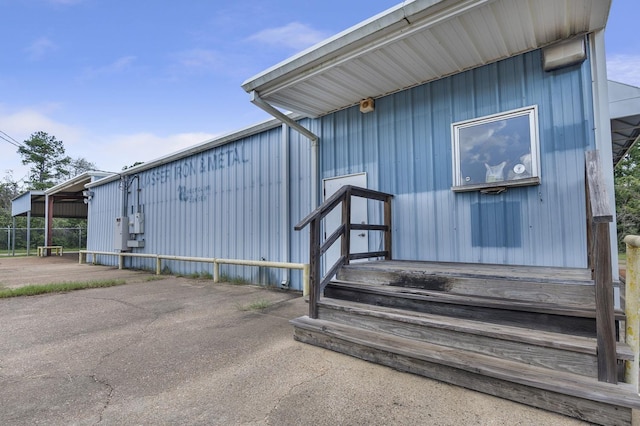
[451,105,541,192]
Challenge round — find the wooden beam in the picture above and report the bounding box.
[595,222,617,383]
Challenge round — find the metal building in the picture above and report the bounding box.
[86,120,315,289]
[85,0,625,290]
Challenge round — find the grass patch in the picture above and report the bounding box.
[0,279,127,298]
[619,252,627,262]
[145,275,166,282]
[219,274,252,285]
[236,298,271,311]
[177,271,213,280]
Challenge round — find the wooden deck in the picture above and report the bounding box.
[291,260,640,426]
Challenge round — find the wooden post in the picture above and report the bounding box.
[156,256,161,275]
[341,190,351,265]
[384,195,392,260]
[594,222,617,383]
[309,218,321,319]
[213,261,219,283]
[585,151,616,383]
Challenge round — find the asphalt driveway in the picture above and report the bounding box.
[0,256,585,425]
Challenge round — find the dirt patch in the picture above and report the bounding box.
[0,253,154,289]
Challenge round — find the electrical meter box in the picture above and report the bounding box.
[129,212,145,234]
[114,216,129,251]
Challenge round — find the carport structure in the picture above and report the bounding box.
[10,171,109,255]
[610,80,640,167]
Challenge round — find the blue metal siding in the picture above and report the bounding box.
[87,181,122,267]
[87,126,314,290]
[320,48,595,268]
[11,193,33,216]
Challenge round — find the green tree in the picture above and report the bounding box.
[122,161,144,170]
[615,141,640,247]
[64,157,96,179]
[18,131,71,190]
[0,172,20,227]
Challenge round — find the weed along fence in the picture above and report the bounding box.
[2,227,87,255]
[79,250,310,290]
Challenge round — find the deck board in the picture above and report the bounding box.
[344,260,593,281]
[337,260,598,307]
[292,316,640,425]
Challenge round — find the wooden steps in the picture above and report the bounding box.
[317,297,632,378]
[292,315,640,426]
[290,260,638,425]
[337,260,597,306]
[325,279,623,337]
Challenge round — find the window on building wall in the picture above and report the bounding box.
[451,106,541,192]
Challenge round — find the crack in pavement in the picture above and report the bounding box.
[91,375,114,424]
[264,364,329,424]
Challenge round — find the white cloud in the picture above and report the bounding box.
[0,105,217,181]
[0,105,83,181]
[81,56,137,80]
[88,132,219,172]
[247,22,330,51]
[607,54,640,88]
[26,37,58,61]
[172,49,222,73]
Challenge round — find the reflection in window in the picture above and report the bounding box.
[452,106,540,191]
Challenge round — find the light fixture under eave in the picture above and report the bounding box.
[360,98,375,113]
[542,36,587,72]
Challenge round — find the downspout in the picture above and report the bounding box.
[249,91,319,208]
[589,30,618,282]
[250,90,320,291]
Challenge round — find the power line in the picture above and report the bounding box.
[0,134,22,149]
[0,130,22,147]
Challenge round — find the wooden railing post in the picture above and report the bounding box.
[384,195,392,260]
[309,217,321,319]
[295,185,393,319]
[585,150,617,384]
[341,189,351,265]
[594,221,617,383]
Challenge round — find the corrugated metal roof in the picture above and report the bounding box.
[609,80,640,166]
[242,0,611,118]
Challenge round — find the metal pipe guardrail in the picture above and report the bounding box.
[623,235,640,391]
[79,250,309,293]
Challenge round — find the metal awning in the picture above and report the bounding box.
[609,80,640,166]
[11,171,110,218]
[242,0,611,118]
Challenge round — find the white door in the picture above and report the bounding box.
[323,173,368,273]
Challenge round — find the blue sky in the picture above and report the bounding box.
[1,0,638,184]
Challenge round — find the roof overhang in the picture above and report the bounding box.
[11,171,110,218]
[242,0,611,118]
[609,80,640,166]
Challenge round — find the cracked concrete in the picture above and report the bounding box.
[91,375,114,423]
[0,255,587,425]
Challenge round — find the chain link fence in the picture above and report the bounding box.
[0,227,87,255]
